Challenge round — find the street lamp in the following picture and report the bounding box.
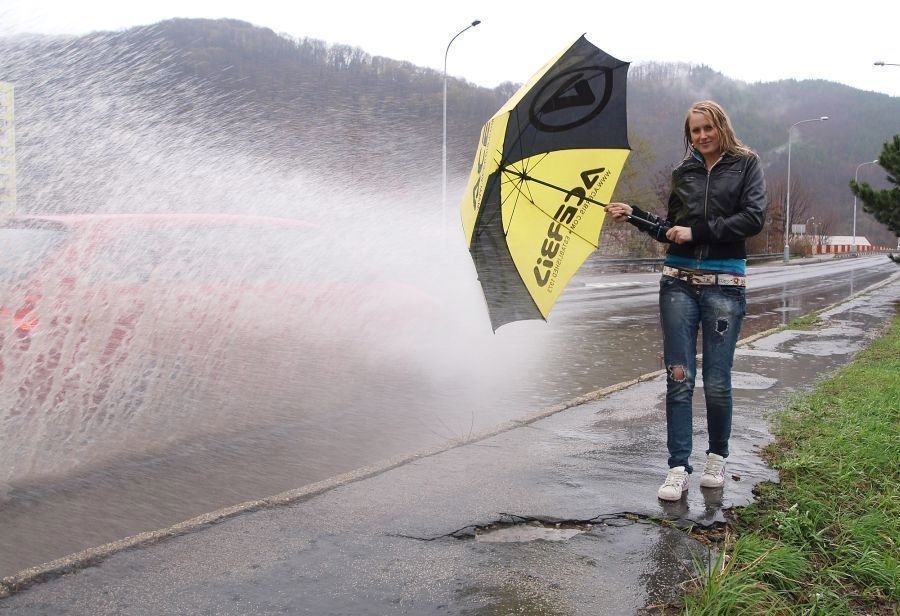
[805,216,816,249]
[784,116,829,263]
[442,19,481,232]
[852,159,879,254]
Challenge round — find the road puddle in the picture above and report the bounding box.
[474,522,590,543]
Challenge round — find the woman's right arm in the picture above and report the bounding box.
[606,202,674,243]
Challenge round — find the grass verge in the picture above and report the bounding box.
[681,309,900,615]
[784,313,825,330]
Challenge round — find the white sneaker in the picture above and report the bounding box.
[657,466,689,501]
[700,453,726,488]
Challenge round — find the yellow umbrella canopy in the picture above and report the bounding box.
[461,36,630,330]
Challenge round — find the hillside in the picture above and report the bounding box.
[1,18,898,247]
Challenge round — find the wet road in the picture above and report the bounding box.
[2,270,897,614]
[0,253,896,578]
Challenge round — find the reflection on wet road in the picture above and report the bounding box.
[0,254,895,577]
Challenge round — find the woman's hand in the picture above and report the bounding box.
[665,226,693,244]
[605,202,632,222]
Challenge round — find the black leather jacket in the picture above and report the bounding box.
[628,152,767,261]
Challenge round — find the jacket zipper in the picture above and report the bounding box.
[699,156,723,263]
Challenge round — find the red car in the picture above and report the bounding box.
[0,213,440,482]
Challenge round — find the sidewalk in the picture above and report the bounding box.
[2,273,898,615]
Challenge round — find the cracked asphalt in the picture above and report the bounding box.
[2,270,898,615]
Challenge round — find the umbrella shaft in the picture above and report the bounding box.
[508,169,672,239]
[511,170,607,207]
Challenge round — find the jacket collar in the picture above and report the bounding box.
[684,149,739,169]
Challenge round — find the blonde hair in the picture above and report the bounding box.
[683,100,755,158]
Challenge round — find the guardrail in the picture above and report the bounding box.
[833,249,894,260]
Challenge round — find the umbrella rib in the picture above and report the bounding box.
[501,165,608,247]
[499,106,610,244]
[507,167,607,208]
[499,153,546,215]
[500,108,539,224]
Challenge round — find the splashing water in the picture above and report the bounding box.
[0,27,551,497]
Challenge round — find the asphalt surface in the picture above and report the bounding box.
[2,264,898,615]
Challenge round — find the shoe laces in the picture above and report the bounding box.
[663,470,686,487]
[704,457,725,475]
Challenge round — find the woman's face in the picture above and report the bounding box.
[688,111,721,159]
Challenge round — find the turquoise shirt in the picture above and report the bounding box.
[664,254,746,275]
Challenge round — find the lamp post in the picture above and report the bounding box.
[852,159,879,254]
[784,116,828,263]
[805,216,816,250]
[442,19,481,233]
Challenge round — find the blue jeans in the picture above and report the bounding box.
[659,276,746,473]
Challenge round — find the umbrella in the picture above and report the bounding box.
[461,35,630,330]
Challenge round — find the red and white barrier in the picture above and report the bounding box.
[815,244,891,254]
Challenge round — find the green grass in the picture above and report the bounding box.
[681,310,900,615]
[784,313,825,330]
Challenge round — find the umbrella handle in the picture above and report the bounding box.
[626,215,674,243]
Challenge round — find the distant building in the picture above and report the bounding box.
[814,235,883,254]
[824,236,871,247]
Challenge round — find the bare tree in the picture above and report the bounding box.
[766,175,816,247]
[815,211,837,245]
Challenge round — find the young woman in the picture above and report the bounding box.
[605,100,767,501]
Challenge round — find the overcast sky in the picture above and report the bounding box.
[2,0,900,98]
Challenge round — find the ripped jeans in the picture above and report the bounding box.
[659,276,746,473]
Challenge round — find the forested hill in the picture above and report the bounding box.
[2,18,898,245]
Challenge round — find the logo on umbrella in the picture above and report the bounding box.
[530,67,614,132]
[534,166,611,289]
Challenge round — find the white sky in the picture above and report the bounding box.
[2,0,899,97]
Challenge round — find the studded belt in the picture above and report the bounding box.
[662,266,746,287]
